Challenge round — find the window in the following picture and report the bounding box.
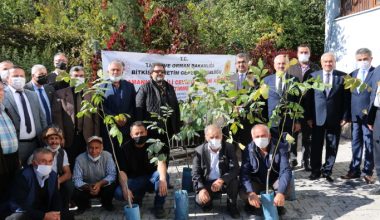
[341,0,380,17]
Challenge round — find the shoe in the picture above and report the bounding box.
[309,173,321,180]
[369,187,380,195]
[301,161,312,171]
[201,204,213,212]
[290,160,298,168]
[277,206,287,216]
[324,175,334,183]
[154,207,167,219]
[227,204,240,219]
[73,208,86,216]
[364,175,375,184]
[244,204,263,216]
[341,172,360,179]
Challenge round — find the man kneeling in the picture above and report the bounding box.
[192,124,240,218]
[114,121,169,219]
[240,124,292,216]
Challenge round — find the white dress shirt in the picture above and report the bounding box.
[208,145,221,180]
[8,86,36,139]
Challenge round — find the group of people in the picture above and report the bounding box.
[0,43,379,219]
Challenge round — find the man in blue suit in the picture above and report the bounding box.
[341,48,375,184]
[307,52,350,182]
[263,54,301,168]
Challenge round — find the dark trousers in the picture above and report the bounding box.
[67,132,86,171]
[60,180,74,210]
[195,178,238,207]
[372,109,380,180]
[239,178,293,202]
[350,119,374,175]
[300,120,312,164]
[270,126,296,161]
[73,182,116,210]
[311,124,341,176]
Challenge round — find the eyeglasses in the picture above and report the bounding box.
[153,70,165,74]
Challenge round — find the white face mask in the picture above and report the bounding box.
[357,60,370,70]
[0,70,9,82]
[254,137,270,149]
[36,164,53,176]
[88,153,101,162]
[109,75,122,82]
[11,77,26,90]
[155,76,164,82]
[47,145,61,153]
[209,138,222,150]
[298,54,310,63]
[73,77,85,87]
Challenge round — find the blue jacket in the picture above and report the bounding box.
[350,67,376,122]
[9,166,61,220]
[240,136,292,194]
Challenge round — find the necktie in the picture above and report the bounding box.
[16,91,32,133]
[325,73,331,95]
[238,74,244,89]
[357,69,366,93]
[38,88,51,124]
[277,76,283,94]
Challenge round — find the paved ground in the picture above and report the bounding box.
[74,138,380,219]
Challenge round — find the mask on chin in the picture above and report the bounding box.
[88,153,101,162]
[46,145,61,152]
[254,137,270,149]
[109,75,122,82]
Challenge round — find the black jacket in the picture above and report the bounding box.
[192,142,239,192]
[136,80,181,135]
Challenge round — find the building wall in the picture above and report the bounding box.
[325,2,380,73]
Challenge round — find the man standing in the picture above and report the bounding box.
[287,44,320,171]
[114,121,169,219]
[0,60,14,84]
[72,136,117,214]
[136,63,180,143]
[341,48,375,184]
[240,124,291,216]
[192,124,240,218]
[231,53,254,90]
[4,67,47,164]
[307,52,350,182]
[47,52,69,90]
[263,54,301,168]
[0,82,19,218]
[24,64,55,125]
[52,66,99,170]
[102,60,136,151]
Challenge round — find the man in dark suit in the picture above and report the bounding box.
[4,67,48,164]
[341,48,375,184]
[263,54,301,168]
[24,64,55,125]
[52,66,99,170]
[307,52,350,182]
[287,44,320,171]
[192,124,240,218]
[47,52,69,90]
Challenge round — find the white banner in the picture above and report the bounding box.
[101,51,235,100]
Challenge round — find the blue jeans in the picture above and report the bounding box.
[114,171,169,208]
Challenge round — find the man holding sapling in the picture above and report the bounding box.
[240,124,292,216]
[192,124,240,219]
[114,121,169,219]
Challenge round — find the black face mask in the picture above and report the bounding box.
[133,136,148,145]
[36,75,48,85]
[55,62,67,70]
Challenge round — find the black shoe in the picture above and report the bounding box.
[244,204,263,216]
[103,204,114,211]
[302,161,312,171]
[154,207,167,219]
[277,206,287,216]
[227,204,240,219]
[73,208,86,216]
[340,172,360,179]
[309,173,321,180]
[290,160,298,168]
[323,175,334,182]
[201,204,213,212]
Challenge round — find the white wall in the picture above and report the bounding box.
[325,7,380,73]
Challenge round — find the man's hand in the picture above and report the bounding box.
[307,120,313,128]
[274,193,285,206]
[211,178,224,192]
[90,182,102,195]
[198,189,210,204]
[248,192,261,208]
[44,211,60,220]
[158,179,168,197]
[293,122,301,132]
[122,188,134,202]
[340,120,348,127]
[368,124,374,131]
[79,184,91,192]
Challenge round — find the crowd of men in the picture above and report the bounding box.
[0,44,380,219]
